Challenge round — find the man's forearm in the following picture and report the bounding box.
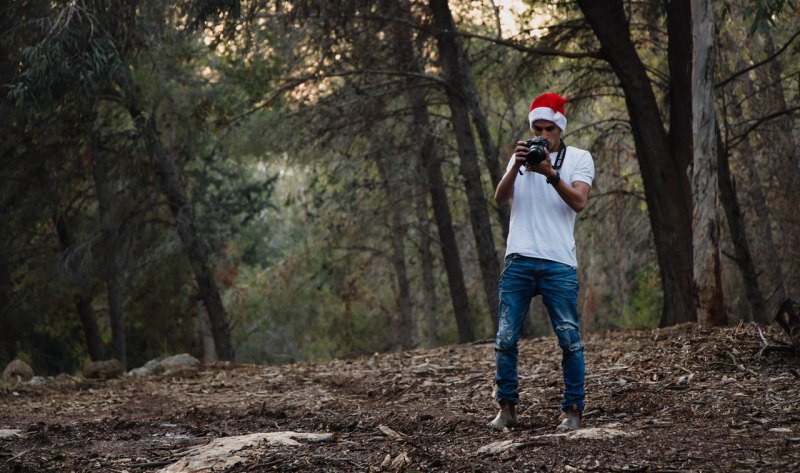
[495,167,519,205]
[551,180,590,212]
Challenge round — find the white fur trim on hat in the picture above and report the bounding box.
[528,107,567,132]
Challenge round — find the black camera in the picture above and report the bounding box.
[524,136,550,166]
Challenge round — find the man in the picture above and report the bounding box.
[489,92,594,432]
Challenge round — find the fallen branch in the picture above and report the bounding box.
[759,299,800,357]
[157,431,336,473]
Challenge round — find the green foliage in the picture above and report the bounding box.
[746,0,797,33]
[610,267,662,330]
[10,22,124,110]
[4,0,799,373]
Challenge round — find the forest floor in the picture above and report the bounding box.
[2,323,800,472]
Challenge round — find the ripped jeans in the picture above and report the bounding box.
[494,254,585,412]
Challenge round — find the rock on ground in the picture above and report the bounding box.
[2,360,34,385]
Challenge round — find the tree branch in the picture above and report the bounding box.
[452,30,603,60]
[715,29,800,89]
[217,69,446,128]
[728,105,800,148]
[351,13,602,59]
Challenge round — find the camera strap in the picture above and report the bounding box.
[553,140,566,170]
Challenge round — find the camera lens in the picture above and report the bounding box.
[525,137,549,166]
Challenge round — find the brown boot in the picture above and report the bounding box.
[488,400,517,430]
[556,404,582,432]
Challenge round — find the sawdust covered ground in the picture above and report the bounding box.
[1,323,800,472]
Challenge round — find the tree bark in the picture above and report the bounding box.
[429,0,501,331]
[732,74,787,314]
[667,0,694,173]
[577,0,696,326]
[761,32,800,190]
[691,0,726,326]
[717,123,766,323]
[118,72,235,361]
[90,131,128,368]
[415,173,439,348]
[752,32,800,294]
[197,298,218,363]
[377,151,415,349]
[455,33,510,239]
[390,1,474,342]
[54,214,105,361]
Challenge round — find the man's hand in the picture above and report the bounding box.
[524,154,557,180]
[511,141,529,171]
[496,141,531,205]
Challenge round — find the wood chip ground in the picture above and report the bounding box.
[1,323,799,471]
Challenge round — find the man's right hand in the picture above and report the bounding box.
[513,140,530,171]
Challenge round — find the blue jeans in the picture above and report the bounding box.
[494,254,585,412]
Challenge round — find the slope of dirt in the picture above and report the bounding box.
[1,323,799,472]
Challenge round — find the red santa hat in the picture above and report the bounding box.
[528,92,568,132]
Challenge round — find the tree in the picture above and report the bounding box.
[389,0,475,343]
[691,0,726,326]
[429,0,501,330]
[90,125,128,367]
[10,0,237,361]
[577,0,696,326]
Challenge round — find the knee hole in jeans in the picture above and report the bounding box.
[555,325,584,353]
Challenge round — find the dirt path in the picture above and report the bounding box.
[2,323,799,472]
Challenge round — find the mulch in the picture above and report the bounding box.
[1,322,799,472]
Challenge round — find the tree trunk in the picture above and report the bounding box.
[667,0,694,173]
[429,0,501,331]
[118,72,235,361]
[691,0,726,326]
[577,0,696,327]
[721,33,784,319]
[54,214,105,361]
[734,80,788,313]
[197,298,218,363]
[717,123,766,323]
[761,32,800,190]
[90,131,128,368]
[415,171,439,348]
[389,1,474,342]
[454,34,510,239]
[390,1,439,347]
[377,152,415,349]
[753,33,800,294]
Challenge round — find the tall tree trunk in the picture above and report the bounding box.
[378,152,415,349]
[393,7,441,347]
[577,0,696,326]
[455,35,510,238]
[761,32,800,189]
[90,131,127,368]
[118,72,235,361]
[667,0,694,172]
[54,214,105,361]
[429,0,501,331]
[415,170,439,348]
[717,123,766,323]
[753,33,800,294]
[719,26,786,323]
[720,32,784,319]
[389,1,474,342]
[691,0,726,326]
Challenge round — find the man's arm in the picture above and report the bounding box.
[528,157,591,213]
[550,179,591,213]
[495,142,528,205]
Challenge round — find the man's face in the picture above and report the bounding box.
[532,120,562,150]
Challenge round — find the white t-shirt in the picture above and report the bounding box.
[504,145,595,268]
